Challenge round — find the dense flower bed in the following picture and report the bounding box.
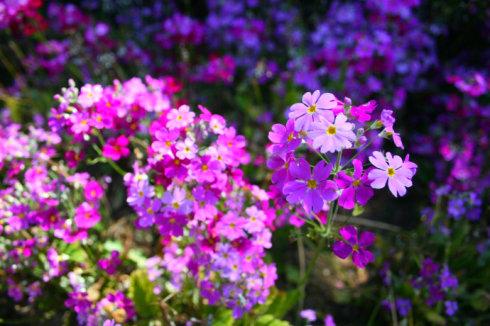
[0,0,489,325]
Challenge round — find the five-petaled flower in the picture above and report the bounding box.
[332,225,375,268]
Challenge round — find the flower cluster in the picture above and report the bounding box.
[125,101,277,317]
[0,113,107,304]
[268,90,416,268]
[0,0,46,35]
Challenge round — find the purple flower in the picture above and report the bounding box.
[395,298,412,317]
[332,225,375,268]
[324,314,336,326]
[300,309,317,322]
[268,119,301,154]
[289,90,337,131]
[283,159,338,213]
[445,300,458,316]
[308,114,356,153]
[156,213,187,237]
[368,151,416,197]
[440,266,458,290]
[336,159,373,209]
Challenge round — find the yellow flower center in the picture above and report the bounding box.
[172,202,180,209]
[202,164,208,171]
[353,179,361,187]
[307,104,317,114]
[287,132,294,142]
[307,179,317,189]
[387,167,396,177]
[326,125,336,135]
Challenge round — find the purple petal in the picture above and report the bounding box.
[358,231,376,247]
[339,225,358,245]
[313,161,333,181]
[338,186,355,209]
[332,241,352,259]
[352,159,363,179]
[289,158,311,180]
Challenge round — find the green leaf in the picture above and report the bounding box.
[128,269,161,319]
[103,240,123,252]
[256,315,291,326]
[257,288,299,319]
[128,249,148,268]
[211,309,234,326]
[353,204,365,216]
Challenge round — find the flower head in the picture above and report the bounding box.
[283,159,338,213]
[332,225,375,268]
[308,114,356,153]
[289,90,337,131]
[368,151,416,197]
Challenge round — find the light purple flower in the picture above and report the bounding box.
[368,151,416,197]
[300,309,317,322]
[289,90,337,131]
[308,114,356,153]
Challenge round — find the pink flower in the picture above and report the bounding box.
[102,135,130,161]
[84,180,103,202]
[151,129,179,159]
[74,202,101,229]
[166,104,195,129]
[214,212,247,241]
[336,159,373,209]
[78,84,103,108]
[332,225,375,268]
[308,114,356,153]
[176,138,197,160]
[368,151,416,197]
[289,90,337,131]
[283,159,338,213]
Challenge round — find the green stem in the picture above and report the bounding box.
[341,138,374,169]
[92,143,126,176]
[295,237,326,325]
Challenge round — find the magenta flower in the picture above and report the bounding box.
[350,100,376,123]
[308,113,356,153]
[336,159,373,209]
[283,159,338,213]
[289,90,337,131]
[102,135,130,161]
[268,119,301,154]
[84,180,103,202]
[368,151,416,197]
[74,202,101,229]
[332,225,375,268]
[190,155,221,182]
